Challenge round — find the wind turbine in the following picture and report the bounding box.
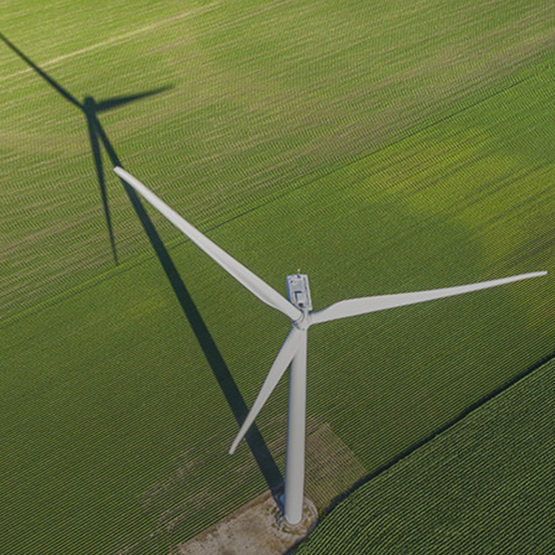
[113,166,546,525]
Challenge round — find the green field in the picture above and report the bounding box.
[1,1,554,553]
[295,357,555,554]
[2,0,554,320]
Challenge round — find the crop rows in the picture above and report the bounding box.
[2,62,554,550]
[295,357,555,554]
[1,1,554,553]
[1,0,553,320]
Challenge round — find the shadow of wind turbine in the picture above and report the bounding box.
[1,31,170,266]
[90,92,287,499]
[96,122,286,496]
[2,31,284,497]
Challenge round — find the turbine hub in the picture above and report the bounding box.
[292,309,310,330]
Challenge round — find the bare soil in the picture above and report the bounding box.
[175,492,317,555]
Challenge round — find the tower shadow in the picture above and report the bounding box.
[2,32,284,498]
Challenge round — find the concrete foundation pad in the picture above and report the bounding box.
[176,492,318,555]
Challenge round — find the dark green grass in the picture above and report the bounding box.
[295,358,555,555]
[1,1,555,553]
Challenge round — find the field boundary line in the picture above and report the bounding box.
[318,348,555,523]
[0,2,220,82]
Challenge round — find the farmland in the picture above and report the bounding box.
[295,357,555,554]
[1,1,555,554]
[2,0,554,320]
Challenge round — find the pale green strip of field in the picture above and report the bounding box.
[295,357,555,554]
[1,0,554,319]
[1,60,554,554]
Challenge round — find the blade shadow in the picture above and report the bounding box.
[94,87,172,113]
[85,101,119,265]
[0,31,81,108]
[82,89,169,265]
[95,105,285,499]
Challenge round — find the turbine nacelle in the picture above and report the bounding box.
[287,273,312,330]
[287,273,312,311]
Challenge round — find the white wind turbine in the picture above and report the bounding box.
[114,166,546,525]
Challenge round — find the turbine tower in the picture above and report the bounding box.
[114,166,546,525]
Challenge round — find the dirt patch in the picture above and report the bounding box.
[133,416,368,553]
[173,491,317,555]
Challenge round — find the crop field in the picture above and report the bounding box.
[1,0,554,554]
[295,357,555,554]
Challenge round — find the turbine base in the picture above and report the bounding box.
[175,490,317,555]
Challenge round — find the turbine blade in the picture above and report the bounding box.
[229,327,302,454]
[113,167,301,321]
[311,272,547,324]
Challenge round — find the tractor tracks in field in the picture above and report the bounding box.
[1,0,310,83]
[0,3,220,83]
